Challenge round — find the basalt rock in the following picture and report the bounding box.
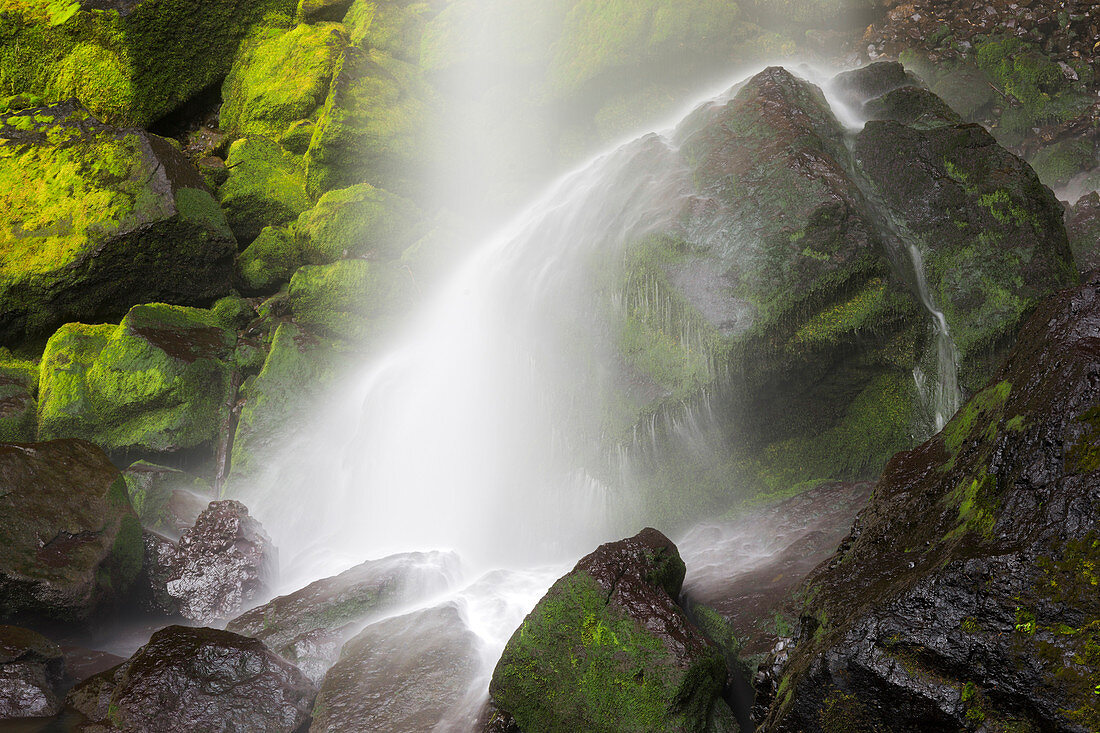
[310,603,481,733]
[66,625,315,732]
[0,625,64,720]
[227,550,459,682]
[165,500,275,624]
[0,102,235,345]
[0,439,142,623]
[761,273,1100,732]
[489,528,733,733]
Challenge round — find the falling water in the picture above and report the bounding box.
[905,243,962,431]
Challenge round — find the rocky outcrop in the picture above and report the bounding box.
[310,603,481,732]
[227,550,459,682]
[489,528,733,733]
[66,625,315,732]
[760,273,1100,732]
[0,102,235,345]
[0,625,64,720]
[165,500,275,624]
[0,440,142,623]
[37,303,238,456]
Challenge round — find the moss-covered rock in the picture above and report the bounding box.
[220,22,347,141]
[237,225,304,294]
[0,0,296,127]
[490,528,731,732]
[1067,192,1100,275]
[288,259,415,341]
[0,352,38,443]
[304,46,433,196]
[37,303,237,455]
[226,322,344,490]
[122,461,213,537]
[0,101,235,345]
[760,272,1100,733]
[344,0,431,63]
[295,182,426,262]
[218,136,311,245]
[1028,138,1097,189]
[0,439,141,623]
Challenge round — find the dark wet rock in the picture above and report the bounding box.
[0,357,38,443]
[121,462,212,538]
[679,481,874,660]
[829,60,917,111]
[227,550,459,682]
[0,626,64,720]
[862,85,962,128]
[135,531,179,617]
[760,273,1100,732]
[0,440,142,623]
[1067,191,1100,275]
[66,625,315,732]
[60,646,126,686]
[165,500,275,624]
[310,603,481,733]
[0,102,235,346]
[489,528,732,732]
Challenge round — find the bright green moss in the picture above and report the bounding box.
[295,182,425,262]
[288,259,415,342]
[220,22,347,141]
[0,350,39,442]
[237,225,306,294]
[793,278,889,345]
[36,322,116,441]
[344,0,431,63]
[942,380,1011,456]
[218,137,310,244]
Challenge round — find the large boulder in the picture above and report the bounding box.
[288,259,416,342]
[66,625,315,732]
[0,102,235,345]
[760,273,1100,732]
[0,625,64,720]
[217,136,311,245]
[489,528,732,733]
[227,550,459,682]
[0,0,297,127]
[0,439,142,623]
[310,603,482,732]
[165,500,275,623]
[37,303,238,455]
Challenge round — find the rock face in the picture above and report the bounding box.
[310,603,482,733]
[0,440,142,623]
[0,102,235,345]
[66,625,315,732]
[0,0,297,127]
[761,273,1100,732]
[0,625,64,720]
[489,528,732,733]
[227,550,459,682]
[37,303,238,455]
[165,500,275,624]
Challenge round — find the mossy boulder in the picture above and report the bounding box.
[1028,138,1097,189]
[0,0,296,127]
[304,46,433,196]
[853,117,1077,390]
[37,303,237,455]
[218,136,311,245]
[220,22,347,141]
[0,352,37,442]
[0,439,142,623]
[0,101,235,345]
[344,0,432,63]
[295,182,426,262]
[237,225,303,293]
[288,259,415,341]
[490,528,732,732]
[761,272,1100,733]
[122,461,212,537]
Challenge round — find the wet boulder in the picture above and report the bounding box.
[310,603,481,732]
[227,550,459,682]
[489,528,732,732]
[37,303,237,456]
[66,625,315,732]
[0,440,142,623]
[0,0,296,127]
[1068,191,1100,275]
[0,625,64,720]
[0,102,235,345]
[165,500,276,624]
[121,462,212,538]
[760,273,1100,732]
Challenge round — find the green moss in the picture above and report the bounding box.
[294,182,425,262]
[1028,139,1097,189]
[37,304,236,454]
[344,0,431,63]
[220,22,347,140]
[792,278,889,345]
[288,259,415,342]
[0,350,39,442]
[218,136,310,244]
[237,225,306,294]
[0,0,298,127]
[819,690,874,733]
[942,380,1011,456]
